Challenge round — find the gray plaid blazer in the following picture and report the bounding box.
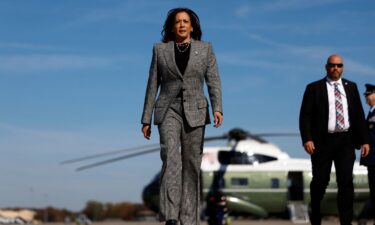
[141,39,222,127]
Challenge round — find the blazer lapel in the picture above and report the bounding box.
[319,78,329,116]
[183,39,199,77]
[342,79,355,112]
[163,41,183,79]
[342,79,352,105]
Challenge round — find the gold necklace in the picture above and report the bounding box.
[176,42,190,53]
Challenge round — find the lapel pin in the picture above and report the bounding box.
[195,51,198,55]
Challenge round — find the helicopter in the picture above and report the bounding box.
[61,128,372,224]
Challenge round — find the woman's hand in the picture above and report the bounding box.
[213,112,223,128]
[142,124,151,140]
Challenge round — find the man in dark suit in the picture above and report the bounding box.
[299,54,370,225]
[360,83,375,223]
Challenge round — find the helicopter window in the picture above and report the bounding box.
[218,151,277,165]
[271,178,280,188]
[255,154,277,163]
[231,178,248,186]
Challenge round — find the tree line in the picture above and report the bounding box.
[28,201,154,222]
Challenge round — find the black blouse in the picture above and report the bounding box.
[174,43,191,75]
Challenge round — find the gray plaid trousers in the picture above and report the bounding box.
[158,100,205,225]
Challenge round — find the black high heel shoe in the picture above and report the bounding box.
[165,219,178,225]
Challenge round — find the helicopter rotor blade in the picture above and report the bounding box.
[255,133,299,137]
[203,128,267,143]
[63,128,299,171]
[250,133,299,143]
[76,147,160,171]
[62,134,229,166]
[223,128,299,143]
[240,132,267,143]
[70,134,229,171]
[75,132,238,171]
[60,143,159,165]
[204,134,229,142]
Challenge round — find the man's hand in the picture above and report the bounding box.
[141,124,151,140]
[213,112,223,128]
[303,141,315,155]
[361,144,370,157]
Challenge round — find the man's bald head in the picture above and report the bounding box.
[326,54,344,81]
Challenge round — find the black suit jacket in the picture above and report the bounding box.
[360,109,375,165]
[299,78,369,149]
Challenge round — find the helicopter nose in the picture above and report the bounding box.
[142,175,160,212]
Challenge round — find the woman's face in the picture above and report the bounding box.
[173,11,193,43]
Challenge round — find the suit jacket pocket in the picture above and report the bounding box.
[197,99,210,125]
[153,99,169,125]
[155,99,169,108]
[197,99,208,109]
[154,107,167,125]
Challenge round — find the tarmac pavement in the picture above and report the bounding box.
[43,218,375,225]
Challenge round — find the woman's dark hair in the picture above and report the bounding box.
[161,7,202,43]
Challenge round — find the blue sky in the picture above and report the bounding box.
[1,0,374,211]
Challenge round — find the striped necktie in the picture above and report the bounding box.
[334,83,345,130]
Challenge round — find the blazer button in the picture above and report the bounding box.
[183,99,186,102]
